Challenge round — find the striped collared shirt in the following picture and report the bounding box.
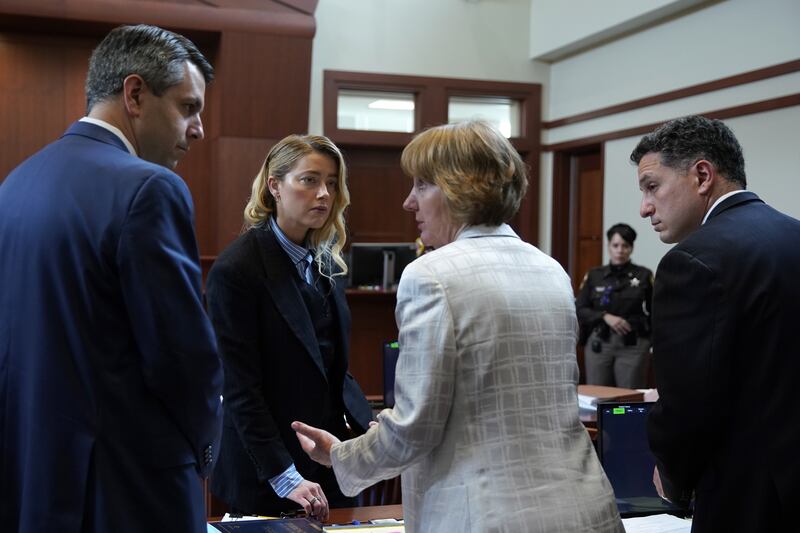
[268,216,314,284]
[266,215,309,497]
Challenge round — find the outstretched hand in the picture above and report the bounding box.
[292,421,340,467]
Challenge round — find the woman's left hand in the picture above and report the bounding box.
[292,421,340,467]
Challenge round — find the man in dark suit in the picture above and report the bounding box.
[0,25,223,532]
[632,115,800,532]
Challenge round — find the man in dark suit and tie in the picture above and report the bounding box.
[0,25,223,532]
[632,115,800,532]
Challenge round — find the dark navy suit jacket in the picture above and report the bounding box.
[647,192,800,532]
[206,224,372,515]
[0,121,223,532]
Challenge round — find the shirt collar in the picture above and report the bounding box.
[79,117,137,156]
[268,216,311,266]
[456,223,519,241]
[702,189,747,225]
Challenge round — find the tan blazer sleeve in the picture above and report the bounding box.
[330,261,456,496]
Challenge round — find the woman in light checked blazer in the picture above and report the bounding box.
[293,120,624,533]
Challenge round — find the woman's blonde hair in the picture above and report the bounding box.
[400,120,528,226]
[244,134,350,279]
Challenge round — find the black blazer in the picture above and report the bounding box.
[206,224,372,514]
[647,192,800,532]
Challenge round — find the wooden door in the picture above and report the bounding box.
[572,150,604,292]
[551,145,604,292]
[551,146,604,383]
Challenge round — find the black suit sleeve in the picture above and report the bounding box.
[576,272,602,325]
[647,249,733,506]
[206,257,294,484]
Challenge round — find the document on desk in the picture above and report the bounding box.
[323,526,404,533]
[622,513,691,533]
[578,393,598,411]
[208,518,322,532]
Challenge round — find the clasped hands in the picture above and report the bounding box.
[603,312,632,336]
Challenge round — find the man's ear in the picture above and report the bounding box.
[122,74,146,117]
[694,159,715,195]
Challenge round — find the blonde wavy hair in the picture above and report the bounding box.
[400,120,528,226]
[244,134,350,279]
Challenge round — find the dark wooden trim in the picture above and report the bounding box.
[542,59,800,129]
[550,151,571,269]
[272,0,319,15]
[324,70,541,150]
[542,93,800,152]
[0,0,315,37]
[324,70,541,244]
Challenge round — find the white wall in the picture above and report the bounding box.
[547,0,800,120]
[309,0,549,135]
[529,0,710,61]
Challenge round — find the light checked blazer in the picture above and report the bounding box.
[330,224,624,533]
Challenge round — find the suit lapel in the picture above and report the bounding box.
[253,226,328,381]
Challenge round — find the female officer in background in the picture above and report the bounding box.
[576,223,653,388]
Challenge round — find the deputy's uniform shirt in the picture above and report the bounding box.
[576,262,653,344]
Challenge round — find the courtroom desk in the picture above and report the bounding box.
[328,504,403,525]
[345,289,398,396]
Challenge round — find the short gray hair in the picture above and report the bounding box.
[85,24,213,112]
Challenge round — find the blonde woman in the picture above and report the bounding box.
[293,121,624,533]
[206,135,372,522]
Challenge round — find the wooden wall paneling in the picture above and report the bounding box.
[343,147,415,243]
[0,33,94,180]
[217,31,312,139]
[175,36,219,256]
[509,151,540,245]
[550,150,571,271]
[345,291,399,396]
[213,136,279,252]
[418,84,447,130]
[175,134,215,255]
[0,0,315,37]
[575,171,603,288]
[325,70,542,243]
[514,83,542,244]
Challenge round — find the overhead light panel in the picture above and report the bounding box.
[368,99,415,110]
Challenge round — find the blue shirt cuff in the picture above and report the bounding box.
[269,464,304,498]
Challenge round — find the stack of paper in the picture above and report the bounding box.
[622,514,692,533]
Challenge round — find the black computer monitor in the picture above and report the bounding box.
[596,401,689,518]
[382,341,400,408]
[348,242,417,290]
